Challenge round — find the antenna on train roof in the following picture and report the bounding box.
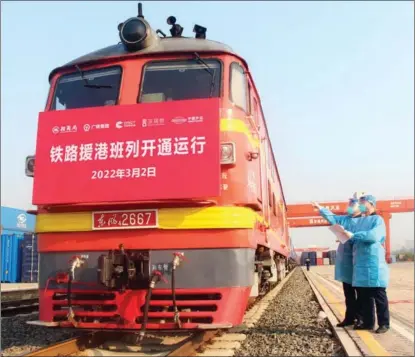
[138,2,144,18]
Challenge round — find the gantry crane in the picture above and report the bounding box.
[287,198,414,263]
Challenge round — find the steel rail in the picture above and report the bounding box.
[24,267,299,356]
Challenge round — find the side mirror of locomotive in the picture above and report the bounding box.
[25,155,35,177]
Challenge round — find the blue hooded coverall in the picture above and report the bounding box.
[319,208,360,284]
[319,208,362,324]
[350,213,390,329]
[351,214,389,288]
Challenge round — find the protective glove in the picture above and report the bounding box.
[311,201,322,210]
[344,230,354,239]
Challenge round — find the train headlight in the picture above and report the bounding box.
[119,17,148,51]
[193,24,207,39]
[25,155,35,177]
[220,142,236,165]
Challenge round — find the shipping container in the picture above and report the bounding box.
[308,251,317,266]
[300,252,310,266]
[21,233,39,283]
[1,234,23,282]
[328,250,337,259]
[1,206,36,233]
[309,251,317,260]
[1,229,25,237]
[316,251,323,258]
[317,258,323,265]
[323,258,330,265]
[300,251,308,260]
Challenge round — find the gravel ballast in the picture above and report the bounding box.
[1,312,81,356]
[235,268,345,356]
[2,269,345,356]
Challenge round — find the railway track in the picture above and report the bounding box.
[23,269,297,357]
[1,288,39,317]
[1,298,39,317]
[23,330,220,357]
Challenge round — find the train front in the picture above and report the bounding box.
[26,7,255,332]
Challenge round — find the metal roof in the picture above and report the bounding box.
[49,37,236,81]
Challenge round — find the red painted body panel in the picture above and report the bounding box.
[38,229,258,252]
[39,286,250,329]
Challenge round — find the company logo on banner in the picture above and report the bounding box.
[17,213,27,229]
[33,99,221,205]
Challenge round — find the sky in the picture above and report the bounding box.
[1,1,414,250]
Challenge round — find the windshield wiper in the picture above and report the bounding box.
[193,52,216,98]
[75,65,113,89]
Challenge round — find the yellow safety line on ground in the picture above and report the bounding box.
[309,272,391,357]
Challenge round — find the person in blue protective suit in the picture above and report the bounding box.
[350,194,390,334]
[312,195,363,328]
[305,258,311,271]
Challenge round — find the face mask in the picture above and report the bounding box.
[359,204,367,213]
[346,207,355,215]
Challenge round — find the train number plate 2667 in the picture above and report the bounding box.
[92,209,158,230]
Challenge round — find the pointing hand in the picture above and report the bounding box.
[311,201,321,209]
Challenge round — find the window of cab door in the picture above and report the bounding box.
[247,82,260,131]
[229,62,248,112]
[252,97,260,129]
[247,81,255,131]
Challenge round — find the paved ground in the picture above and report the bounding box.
[305,262,414,356]
[1,283,38,292]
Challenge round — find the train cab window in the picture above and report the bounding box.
[247,82,252,114]
[253,98,259,127]
[51,66,122,111]
[273,194,277,216]
[230,62,247,112]
[139,60,221,103]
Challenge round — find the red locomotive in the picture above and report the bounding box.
[25,3,294,334]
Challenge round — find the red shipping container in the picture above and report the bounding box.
[317,258,324,266]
